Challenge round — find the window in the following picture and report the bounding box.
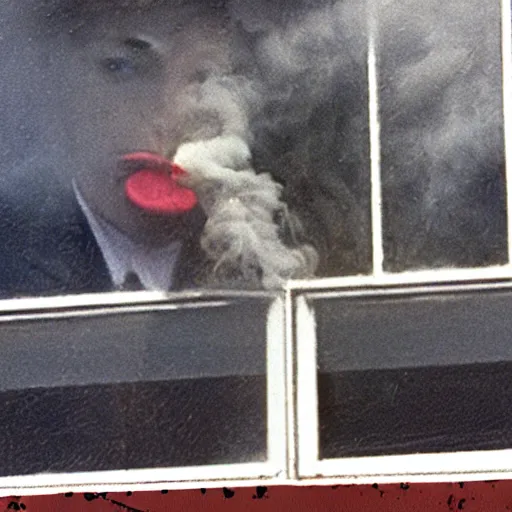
[0,0,509,492]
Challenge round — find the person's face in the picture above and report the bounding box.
[52,1,235,245]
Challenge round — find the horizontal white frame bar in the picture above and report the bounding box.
[301,279,512,302]
[299,449,512,484]
[297,471,512,485]
[5,266,512,314]
[289,264,512,291]
[2,266,511,314]
[0,300,230,323]
[0,288,278,314]
[4,469,512,498]
[0,462,283,498]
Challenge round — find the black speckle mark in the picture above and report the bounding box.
[19,505,26,511]
[126,491,133,497]
[447,494,455,506]
[64,492,73,498]
[252,486,268,499]
[7,503,20,511]
[371,484,384,497]
[108,498,145,512]
[458,498,466,510]
[400,483,410,490]
[161,490,168,494]
[200,489,207,495]
[84,492,108,501]
[458,482,465,489]
[223,488,235,499]
[82,492,143,512]
[331,485,340,490]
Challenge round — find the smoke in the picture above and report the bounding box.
[376,0,505,268]
[236,0,368,127]
[169,3,353,289]
[174,135,318,289]
[170,0,369,287]
[172,0,504,284]
[235,0,372,276]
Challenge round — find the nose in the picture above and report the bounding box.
[136,112,179,157]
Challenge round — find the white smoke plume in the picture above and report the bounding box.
[169,0,363,287]
[166,8,337,290]
[174,135,318,289]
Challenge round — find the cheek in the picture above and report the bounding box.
[67,89,166,147]
[62,66,196,157]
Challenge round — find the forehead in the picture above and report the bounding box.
[35,0,230,39]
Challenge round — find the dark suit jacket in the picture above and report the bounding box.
[0,182,205,299]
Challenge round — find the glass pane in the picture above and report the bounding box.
[0,376,266,475]
[250,0,372,277]
[314,288,512,458]
[0,297,269,474]
[0,0,371,299]
[379,0,506,270]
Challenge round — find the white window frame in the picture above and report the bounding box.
[0,291,288,496]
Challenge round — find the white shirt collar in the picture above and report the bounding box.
[74,183,182,291]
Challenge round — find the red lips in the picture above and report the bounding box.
[123,152,197,214]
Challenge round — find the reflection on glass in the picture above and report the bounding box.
[0,0,371,298]
[315,291,512,458]
[0,299,269,473]
[379,0,506,271]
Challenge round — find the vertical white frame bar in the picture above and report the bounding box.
[295,295,322,477]
[368,3,384,276]
[285,288,298,479]
[265,295,289,477]
[502,0,512,263]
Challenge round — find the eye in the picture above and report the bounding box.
[103,57,136,74]
[99,37,161,80]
